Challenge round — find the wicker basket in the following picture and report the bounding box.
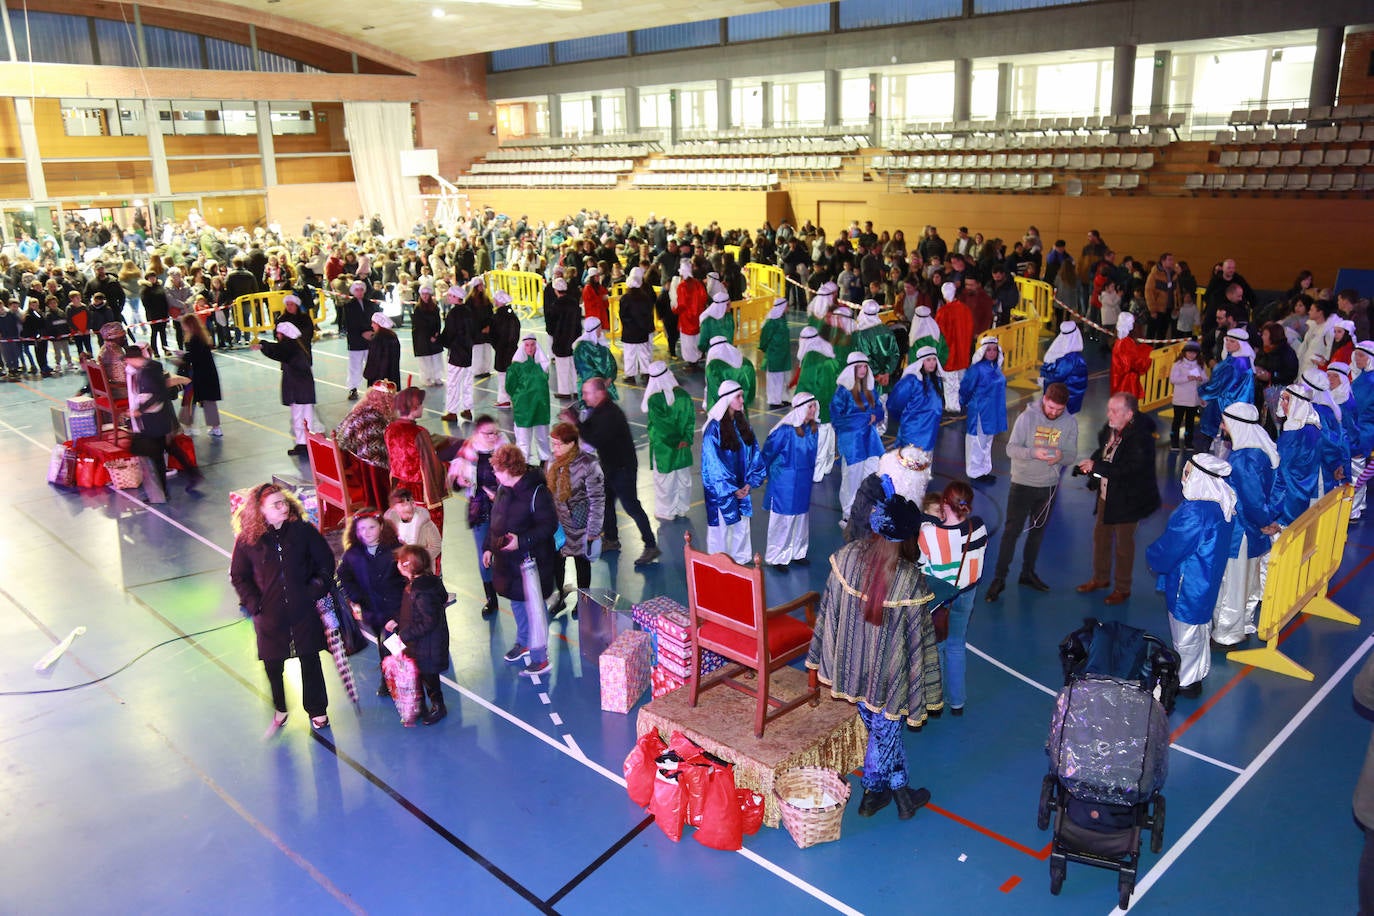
[105,457,143,490]
[773,766,851,849]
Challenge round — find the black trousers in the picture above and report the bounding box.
[264,652,328,716]
[559,554,592,591]
[601,464,656,547]
[1171,405,1198,445]
[419,673,444,712]
[993,482,1057,581]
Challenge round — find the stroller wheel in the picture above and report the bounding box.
[1150,795,1166,853]
[1049,857,1066,895]
[1037,774,1056,831]
[1118,873,1134,910]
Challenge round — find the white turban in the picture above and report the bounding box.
[493,290,513,307]
[836,350,873,392]
[627,266,645,289]
[1042,320,1084,364]
[1116,312,1135,340]
[1302,366,1341,422]
[770,391,818,437]
[911,306,941,344]
[1280,383,1319,430]
[371,313,394,329]
[1183,453,1237,522]
[705,379,744,426]
[940,282,957,302]
[511,331,550,371]
[704,289,731,321]
[706,336,743,369]
[678,259,694,280]
[1222,402,1279,469]
[282,294,301,308]
[857,299,883,331]
[552,278,568,292]
[797,326,834,361]
[970,335,1003,369]
[576,316,607,347]
[904,345,941,377]
[767,297,787,321]
[641,360,680,412]
[1224,327,1254,360]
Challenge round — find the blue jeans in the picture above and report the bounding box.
[937,588,976,709]
[471,522,492,583]
[511,600,548,663]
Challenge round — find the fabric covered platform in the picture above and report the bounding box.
[637,666,865,828]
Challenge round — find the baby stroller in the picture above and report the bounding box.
[1036,620,1179,910]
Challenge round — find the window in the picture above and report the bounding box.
[93,19,139,67]
[841,76,871,125]
[554,34,627,64]
[144,26,203,69]
[970,67,998,119]
[639,91,672,131]
[1268,45,1316,106]
[731,84,765,129]
[205,38,254,72]
[12,11,93,65]
[772,80,825,127]
[728,4,829,43]
[269,105,317,136]
[894,71,956,122]
[633,22,719,54]
[679,86,717,131]
[61,104,113,138]
[838,0,960,31]
[491,44,550,71]
[220,103,258,136]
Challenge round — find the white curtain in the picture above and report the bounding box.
[343,102,422,237]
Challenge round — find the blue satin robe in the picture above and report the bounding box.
[701,419,767,526]
[1227,447,1276,558]
[1313,403,1352,491]
[958,359,1008,436]
[761,423,818,515]
[1197,356,1253,439]
[886,372,943,451]
[830,387,885,465]
[1353,375,1374,454]
[1146,500,1235,625]
[1271,425,1321,524]
[1039,352,1088,414]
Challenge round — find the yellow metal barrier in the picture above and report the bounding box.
[606,282,664,349]
[724,244,741,262]
[1014,276,1057,329]
[233,290,292,336]
[743,262,786,299]
[732,295,774,347]
[1139,342,1185,413]
[985,315,1040,380]
[1228,485,1359,681]
[485,269,545,317]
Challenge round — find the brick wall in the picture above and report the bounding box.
[1338,30,1374,104]
[413,55,498,177]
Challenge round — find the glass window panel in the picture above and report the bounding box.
[728,4,829,43]
[973,0,1090,11]
[1268,46,1315,106]
[220,105,258,136]
[554,33,627,64]
[93,19,139,67]
[970,68,997,119]
[903,71,955,121]
[1189,49,1268,116]
[205,38,253,72]
[144,26,203,69]
[841,76,871,124]
[731,85,764,128]
[490,44,550,71]
[13,11,94,65]
[1132,54,1153,114]
[259,50,302,73]
[1028,61,1100,117]
[838,0,960,31]
[633,22,718,54]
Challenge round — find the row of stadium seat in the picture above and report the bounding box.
[500,131,664,149]
[888,130,1171,152]
[471,159,636,174]
[631,172,778,189]
[1184,172,1374,193]
[1215,124,1374,145]
[902,112,1184,135]
[1217,147,1373,169]
[676,124,861,143]
[452,174,621,188]
[666,139,857,155]
[647,155,842,173]
[873,151,1154,171]
[902,172,1056,191]
[1226,104,1374,127]
[484,145,651,162]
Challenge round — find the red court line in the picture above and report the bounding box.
[999,875,1022,893]
[925,802,1053,860]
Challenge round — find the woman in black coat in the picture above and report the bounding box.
[338,512,406,696]
[386,544,452,725]
[252,322,316,457]
[230,483,337,730]
[483,444,558,677]
[489,292,521,407]
[363,314,402,391]
[410,289,444,387]
[140,273,171,357]
[177,313,223,436]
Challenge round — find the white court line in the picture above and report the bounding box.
[549,712,563,727]
[968,641,1243,773]
[8,404,860,916]
[1109,633,1374,915]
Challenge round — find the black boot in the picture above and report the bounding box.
[481,581,498,619]
[857,788,892,817]
[422,679,446,724]
[893,786,932,820]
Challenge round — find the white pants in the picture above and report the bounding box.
[707,517,753,565]
[623,342,653,378]
[1353,454,1369,519]
[553,355,576,396]
[1169,615,1211,688]
[347,350,367,391]
[814,423,836,482]
[681,335,702,364]
[515,425,551,465]
[943,368,964,412]
[496,371,509,404]
[766,371,789,407]
[654,467,692,519]
[840,455,880,520]
[290,403,317,444]
[445,364,473,414]
[1213,536,1269,644]
[472,342,494,375]
[419,353,445,387]
[965,432,994,478]
[765,512,809,565]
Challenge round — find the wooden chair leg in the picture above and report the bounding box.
[754,667,768,738]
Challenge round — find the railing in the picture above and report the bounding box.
[1227,485,1359,681]
[1139,342,1185,413]
[232,290,293,336]
[743,262,785,300]
[1014,276,1056,329]
[984,313,1041,380]
[484,270,546,317]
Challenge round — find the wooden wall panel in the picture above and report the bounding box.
[0,161,28,197]
[273,102,349,154]
[164,134,261,157]
[167,158,263,193]
[43,159,152,198]
[0,100,21,159]
[191,194,266,228]
[451,189,786,236]
[33,99,150,159]
[266,181,361,231]
[275,155,353,184]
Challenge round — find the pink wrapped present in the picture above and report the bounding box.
[600,630,651,713]
[651,665,684,698]
[66,395,96,413]
[229,487,256,523]
[632,595,687,631]
[657,608,693,642]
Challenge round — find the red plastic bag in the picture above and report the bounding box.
[678,759,713,827]
[669,730,704,760]
[75,456,99,488]
[694,765,744,851]
[738,788,765,836]
[382,652,421,726]
[623,731,667,808]
[649,758,687,842]
[167,433,196,471]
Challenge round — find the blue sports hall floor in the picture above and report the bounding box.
[1,318,1370,915]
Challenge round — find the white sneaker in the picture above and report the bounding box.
[209,426,223,437]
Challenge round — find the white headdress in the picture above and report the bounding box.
[877,446,933,505]
[766,297,787,321]
[1183,453,1236,522]
[704,289,731,321]
[797,326,834,361]
[836,350,873,392]
[970,335,1004,370]
[1116,312,1135,340]
[857,299,883,331]
[1221,402,1278,469]
[911,306,941,344]
[1302,367,1341,422]
[706,380,744,425]
[770,391,818,437]
[627,266,645,289]
[641,360,680,412]
[706,336,743,369]
[1224,327,1254,360]
[511,331,550,371]
[1280,383,1319,431]
[576,316,607,347]
[1042,320,1084,364]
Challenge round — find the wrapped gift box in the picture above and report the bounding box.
[632,595,688,631]
[651,664,684,698]
[228,487,256,523]
[599,630,651,714]
[66,395,96,413]
[657,608,693,642]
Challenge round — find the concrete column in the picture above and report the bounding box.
[669,90,681,146]
[996,62,1013,119]
[591,94,603,136]
[761,81,774,128]
[868,71,883,147]
[824,69,841,128]
[144,99,170,197]
[1309,26,1344,110]
[953,58,972,123]
[1150,50,1171,115]
[248,24,260,71]
[717,79,732,131]
[1111,44,1136,118]
[13,99,46,200]
[0,1,18,62]
[625,87,640,133]
[547,93,562,138]
[256,101,277,187]
[132,4,147,66]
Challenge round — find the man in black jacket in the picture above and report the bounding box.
[84,262,126,339]
[618,267,656,384]
[439,289,475,422]
[1075,393,1161,606]
[575,378,660,566]
[339,279,379,399]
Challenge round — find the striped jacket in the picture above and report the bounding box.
[918,515,989,591]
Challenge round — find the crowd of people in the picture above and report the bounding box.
[7,205,1373,831]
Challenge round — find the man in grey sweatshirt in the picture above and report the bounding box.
[984,382,1079,601]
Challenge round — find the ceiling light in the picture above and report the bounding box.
[433,7,446,16]
[442,0,582,10]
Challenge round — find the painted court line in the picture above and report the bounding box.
[1110,632,1374,915]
